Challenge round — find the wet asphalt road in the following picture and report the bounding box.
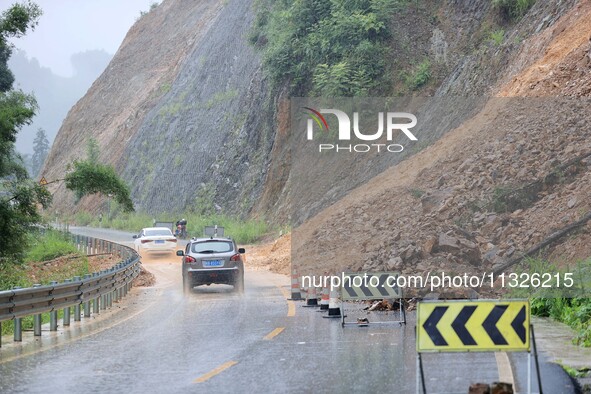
[0,227,577,393]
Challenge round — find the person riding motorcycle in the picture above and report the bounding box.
[175,219,188,238]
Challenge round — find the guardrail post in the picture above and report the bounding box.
[74,303,81,321]
[83,274,92,317]
[33,284,42,336]
[63,279,71,326]
[14,318,22,341]
[92,273,100,314]
[12,286,22,341]
[50,281,58,331]
[73,277,81,321]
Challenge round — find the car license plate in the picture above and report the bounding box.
[203,260,223,267]
[155,240,165,244]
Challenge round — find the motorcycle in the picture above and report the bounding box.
[175,220,188,239]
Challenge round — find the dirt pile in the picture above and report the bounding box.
[246,233,290,275]
[134,266,156,287]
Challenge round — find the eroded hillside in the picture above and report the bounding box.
[291,1,591,291]
[41,0,229,212]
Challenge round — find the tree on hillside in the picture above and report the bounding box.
[86,137,99,163]
[31,127,49,177]
[64,137,135,213]
[0,1,49,262]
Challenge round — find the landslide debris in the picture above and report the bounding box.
[291,1,591,288]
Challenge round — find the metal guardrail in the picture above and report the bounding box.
[0,232,141,347]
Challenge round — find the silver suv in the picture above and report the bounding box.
[177,237,245,294]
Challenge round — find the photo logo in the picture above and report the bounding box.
[304,107,417,153]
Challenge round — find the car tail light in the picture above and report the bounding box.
[185,256,196,263]
[167,239,177,243]
[230,253,241,262]
[141,239,153,244]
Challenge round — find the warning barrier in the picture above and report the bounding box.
[416,299,541,394]
[322,288,341,319]
[288,268,303,301]
[340,272,405,326]
[302,286,319,307]
[319,284,330,311]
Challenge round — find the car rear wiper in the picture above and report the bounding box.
[198,250,215,253]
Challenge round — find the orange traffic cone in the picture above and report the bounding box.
[288,268,303,301]
[322,288,342,318]
[302,286,319,307]
[318,284,330,311]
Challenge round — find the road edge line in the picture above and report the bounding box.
[495,351,516,389]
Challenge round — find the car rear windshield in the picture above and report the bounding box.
[145,229,173,236]
[192,241,233,253]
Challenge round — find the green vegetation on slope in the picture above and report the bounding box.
[492,0,536,21]
[0,229,87,290]
[0,228,91,336]
[510,258,591,347]
[249,0,406,96]
[65,160,134,212]
[25,229,80,262]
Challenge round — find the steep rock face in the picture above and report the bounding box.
[120,0,274,215]
[41,0,227,211]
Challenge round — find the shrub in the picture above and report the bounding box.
[489,29,505,46]
[492,0,536,20]
[403,60,431,91]
[250,0,403,96]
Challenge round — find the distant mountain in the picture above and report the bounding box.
[8,49,112,155]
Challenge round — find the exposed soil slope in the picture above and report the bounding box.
[290,1,591,286]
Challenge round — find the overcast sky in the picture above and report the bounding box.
[8,0,160,77]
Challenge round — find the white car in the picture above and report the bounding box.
[133,227,178,255]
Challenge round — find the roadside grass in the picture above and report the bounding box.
[510,257,591,347]
[0,229,90,337]
[26,230,80,262]
[69,212,270,245]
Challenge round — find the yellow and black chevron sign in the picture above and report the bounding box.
[341,272,402,300]
[417,300,530,352]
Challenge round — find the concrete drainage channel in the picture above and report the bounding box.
[0,230,141,348]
